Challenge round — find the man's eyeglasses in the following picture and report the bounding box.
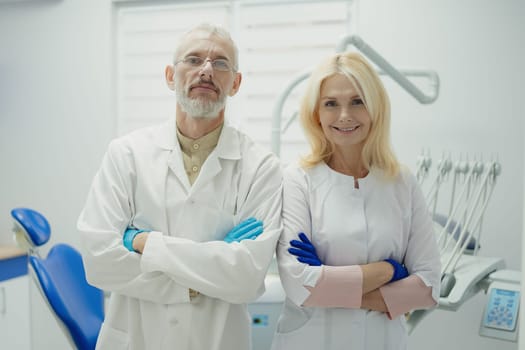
[175,56,235,72]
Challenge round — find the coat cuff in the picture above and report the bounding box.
[303,265,362,308]
[379,275,436,319]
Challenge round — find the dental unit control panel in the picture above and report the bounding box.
[479,270,521,342]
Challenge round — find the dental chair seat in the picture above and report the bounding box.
[11,207,104,350]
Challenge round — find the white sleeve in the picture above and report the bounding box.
[403,172,442,303]
[276,166,323,307]
[140,152,283,304]
[78,139,191,304]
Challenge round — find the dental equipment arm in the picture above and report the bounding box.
[271,35,440,156]
[335,35,439,104]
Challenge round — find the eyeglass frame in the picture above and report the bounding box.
[174,55,237,72]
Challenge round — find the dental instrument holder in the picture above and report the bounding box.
[407,252,506,335]
[271,34,440,156]
[407,159,505,335]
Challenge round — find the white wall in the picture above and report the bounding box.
[0,0,114,250]
[0,1,523,350]
[0,0,114,348]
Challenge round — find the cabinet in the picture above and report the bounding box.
[0,276,31,350]
[0,248,31,350]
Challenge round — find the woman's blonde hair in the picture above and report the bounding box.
[300,52,399,178]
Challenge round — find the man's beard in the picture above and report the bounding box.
[176,80,227,119]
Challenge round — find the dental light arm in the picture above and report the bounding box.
[271,35,440,156]
[335,35,440,105]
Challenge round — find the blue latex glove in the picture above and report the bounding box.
[384,258,409,282]
[123,228,145,252]
[288,232,322,266]
[223,217,264,243]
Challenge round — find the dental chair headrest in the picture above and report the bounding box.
[11,207,51,248]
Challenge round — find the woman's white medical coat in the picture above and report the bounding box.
[272,163,440,350]
[77,118,282,350]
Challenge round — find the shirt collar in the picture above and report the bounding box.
[152,117,241,160]
[177,124,223,155]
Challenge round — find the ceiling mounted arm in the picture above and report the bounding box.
[336,35,439,104]
[271,35,440,156]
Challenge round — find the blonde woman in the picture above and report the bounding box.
[272,52,441,350]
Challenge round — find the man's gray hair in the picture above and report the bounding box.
[174,23,239,71]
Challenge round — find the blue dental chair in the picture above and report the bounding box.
[11,207,104,350]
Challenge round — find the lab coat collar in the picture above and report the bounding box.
[214,123,241,160]
[309,162,382,193]
[153,118,241,160]
[153,118,177,150]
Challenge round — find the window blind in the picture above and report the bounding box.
[116,0,356,163]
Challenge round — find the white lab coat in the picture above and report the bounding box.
[272,162,440,350]
[77,118,283,350]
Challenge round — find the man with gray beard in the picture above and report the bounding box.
[77,23,283,350]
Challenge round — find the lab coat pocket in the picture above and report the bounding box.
[272,304,323,349]
[384,316,408,350]
[96,322,129,350]
[365,312,407,350]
